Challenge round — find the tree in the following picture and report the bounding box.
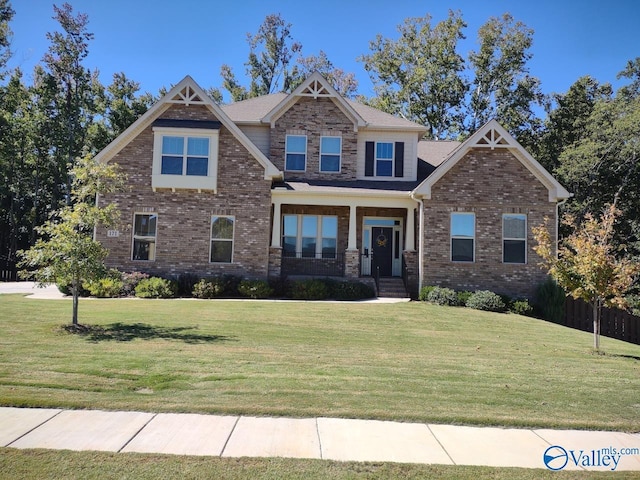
[0,0,14,78]
[292,50,358,98]
[533,204,639,350]
[359,10,468,139]
[18,156,125,326]
[467,13,544,142]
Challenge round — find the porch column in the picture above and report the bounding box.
[348,204,357,250]
[405,206,415,250]
[271,200,281,247]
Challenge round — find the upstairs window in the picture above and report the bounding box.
[320,136,341,172]
[365,141,404,178]
[132,213,157,261]
[503,214,527,264]
[451,213,475,262]
[375,142,394,176]
[161,136,209,176]
[285,135,307,171]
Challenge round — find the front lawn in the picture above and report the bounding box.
[0,295,638,431]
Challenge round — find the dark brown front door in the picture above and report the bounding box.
[371,227,393,277]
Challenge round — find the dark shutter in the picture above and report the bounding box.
[394,142,404,177]
[365,141,374,177]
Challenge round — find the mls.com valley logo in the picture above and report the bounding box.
[543,444,636,471]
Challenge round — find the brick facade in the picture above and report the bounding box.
[422,148,556,299]
[270,97,358,181]
[96,104,272,280]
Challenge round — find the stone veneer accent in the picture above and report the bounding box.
[96,104,272,280]
[422,148,556,299]
[270,97,358,181]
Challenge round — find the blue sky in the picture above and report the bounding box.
[8,0,640,103]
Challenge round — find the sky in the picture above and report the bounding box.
[7,0,640,103]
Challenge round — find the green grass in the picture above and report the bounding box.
[2,449,638,480]
[0,295,639,431]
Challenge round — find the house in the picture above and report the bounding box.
[94,72,571,299]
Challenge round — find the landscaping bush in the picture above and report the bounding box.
[176,273,200,297]
[466,290,507,312]
[268,276,289,297]
[238,280,273,299]
[121,271,149,296]
[288,279,330,300]
[535,277,565,323]
[85,277,124,298]
[511,299,534,316]
[418,286,436,301]
[426,287,458,306]
[329,280,376,301]
[456,290,473,306]
[134,277,178,298]
[56,280,90,297]
[192,278,227,299]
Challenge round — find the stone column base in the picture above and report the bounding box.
[344,249,360,280]
[402,250,419,298]
[268,246,282,278]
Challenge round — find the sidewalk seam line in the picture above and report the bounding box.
[5,409,64,447]
[426,424,456,466]
[118,412,157,453]
[531,429,588,471]
[315,418,323,460]
[219,415,240,457]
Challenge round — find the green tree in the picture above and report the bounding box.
[291,50,358,98]
[18,156,125,326]
[0,0,14,78]
[468,13,544,143]
[533,205,639,350]
[359,10,468,139]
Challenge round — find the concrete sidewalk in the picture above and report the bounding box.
[1,407,639,471]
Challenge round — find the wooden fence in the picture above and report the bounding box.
[564,297,640,345]
[0,257,18,282]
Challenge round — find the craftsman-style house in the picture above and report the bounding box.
[94,73,570,298]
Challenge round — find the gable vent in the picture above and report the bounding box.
[299,79,332,99]
[475,128,511,149]
[168,85,206,106]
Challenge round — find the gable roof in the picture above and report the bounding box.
[93,76,282,180]
[413,120,571,202]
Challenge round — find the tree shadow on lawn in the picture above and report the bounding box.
[62,323,237,344]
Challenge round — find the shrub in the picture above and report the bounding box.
[57,280,90,297]
[176,273,200,297]
[192,278,227,299]
[134,277,178,298]
[456,290,473,306]
[511,299,534,316]
[121,271,149,296]
[85,277,124,298]
[535,277,565,323]
[288,279,330,300]
[466,290,507,312]
[418,286,436,301]
[329,281,376,301]
[426,287,458,306]
[268,276,289,297]
[238,280,273,299]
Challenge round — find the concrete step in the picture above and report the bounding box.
[377,278,408,298]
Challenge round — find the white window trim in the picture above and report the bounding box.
[285,134,307,172]
[450,212,475,263]
[282,214,338,259]
[152,126,219,193]
[132,212,158,262]
[319,135,342,173]
[374,141,394,178]
[210,215,235,264]
[502,214,527,264]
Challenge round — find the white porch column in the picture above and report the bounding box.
[271,200,281,247]
[348,204,357,250]
[405,206,415,250]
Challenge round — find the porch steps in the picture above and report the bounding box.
[376,277,409,298]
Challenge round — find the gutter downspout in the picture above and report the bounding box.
[410,191,424,292]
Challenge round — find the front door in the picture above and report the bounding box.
[371,227,393,277]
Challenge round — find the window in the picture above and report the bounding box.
[503,214,526,264]
[282,215,337,258]
[375,142,394,176]
[152,126,219,192]
[210,216,234,263]
[285,135,307,171]
[320,136,341,172]
[132,214,157,261]
[451,213,475,262]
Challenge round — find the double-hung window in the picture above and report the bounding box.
[161,136,209,176]
[210,216,234,263]
[320,136,341,172]
[282,215,337,258]
[285,135,307,171]
[451,213,475,262]
[375,142,394,177]
[503,214,526,264]
[132,214,157,261]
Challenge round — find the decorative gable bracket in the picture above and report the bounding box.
[298,79,332,99]
[475,128,511,149]
[167,85,207,106]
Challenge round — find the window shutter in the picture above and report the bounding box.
[394,142,404,177]
[365,141,374,177]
